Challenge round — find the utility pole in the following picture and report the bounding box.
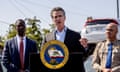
[117,0,119,19]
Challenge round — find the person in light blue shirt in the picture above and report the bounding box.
[42,7,89,72]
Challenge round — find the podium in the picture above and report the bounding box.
[30,53,85,72]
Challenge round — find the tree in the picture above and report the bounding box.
[3,17,56,51]
[7,24,17,39]
[0,36,4,54]
[25,16,43,50]
[49,24,56,31]
[42,28,50,36]
[42,24,55,37]
[6,16,43,50]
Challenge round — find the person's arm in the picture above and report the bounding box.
[2,40,18,71]
[92,42,102,72]
[0,62,3,72]
[79,38,90,61]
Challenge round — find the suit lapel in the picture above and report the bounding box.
[46,29,70,43]
[53,31,56,40]
[14,37,19,53]
[64,28,70,44]
[24,37,28,67]
[14,37,21,67]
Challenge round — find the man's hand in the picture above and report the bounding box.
[79,38,88,48]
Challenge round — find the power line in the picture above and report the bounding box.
[46,0,90,17]
[7,0,26,17]
[20,0,51,9]
[15,0,50,24]
[14,0,35,15]
[0,20,10,25]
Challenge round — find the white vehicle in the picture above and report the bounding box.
[81,18,120,44]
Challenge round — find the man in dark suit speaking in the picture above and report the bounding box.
[42,7,88,72]
[2,19,38,72]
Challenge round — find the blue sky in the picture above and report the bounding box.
[0,0,119,36]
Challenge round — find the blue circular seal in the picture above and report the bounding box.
[40,40,69,69]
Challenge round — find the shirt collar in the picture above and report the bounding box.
[16,35,26,40]
[106,39,118,45]
[55,26,67,33]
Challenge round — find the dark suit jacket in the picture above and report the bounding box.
[0,62,3,72]
[2,36,37,72]
[42,28,86,72]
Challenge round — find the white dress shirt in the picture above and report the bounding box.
[16,35,26,62]
[55,26,67,42]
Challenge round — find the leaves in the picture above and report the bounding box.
[0,17,55,51]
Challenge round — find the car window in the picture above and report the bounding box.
[87,20,117,25]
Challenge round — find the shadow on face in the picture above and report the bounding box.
[15,19,26,36]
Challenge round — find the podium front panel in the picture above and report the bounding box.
[30,53,85,72]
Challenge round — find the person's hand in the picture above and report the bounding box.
[79,38,88,48]
[102,68,112,72]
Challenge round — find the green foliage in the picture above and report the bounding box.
[49,24,56,31]
[42,28,50,36]
[0,36,4,48]
[1,17,56,51]
[7,24,17,39]
[42,24,55,37]
[25,17,42,50]
[5,17,43,51]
